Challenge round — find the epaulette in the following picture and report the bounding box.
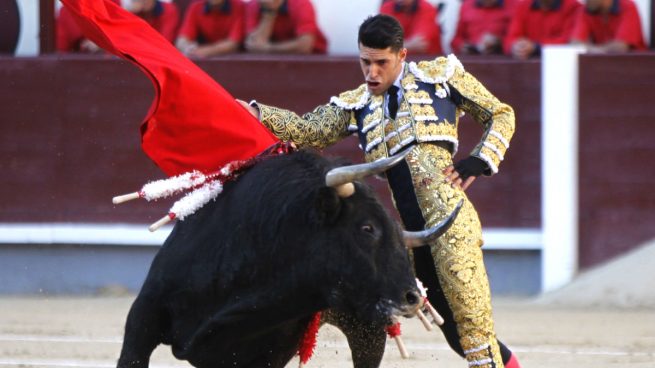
[330,84,371,110]
[408,54,464,85]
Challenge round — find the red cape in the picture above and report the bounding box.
[60,0,278,176]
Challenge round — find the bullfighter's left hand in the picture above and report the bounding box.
[443,156,487,191]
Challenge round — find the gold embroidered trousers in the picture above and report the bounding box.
[401,143,503,368]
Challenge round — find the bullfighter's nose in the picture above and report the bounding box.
[405,289,421,307]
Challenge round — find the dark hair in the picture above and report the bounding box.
[358,14,404,51]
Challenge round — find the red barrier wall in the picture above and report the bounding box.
[578,54,655,268]
[0,55,540,227]
[7,54,653,270]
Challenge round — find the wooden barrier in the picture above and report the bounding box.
[578,54,655,268]
[2,54,652,269]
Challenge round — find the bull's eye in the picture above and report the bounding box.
[361,224,374,233]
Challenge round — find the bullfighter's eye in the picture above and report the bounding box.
[361,224,374,233]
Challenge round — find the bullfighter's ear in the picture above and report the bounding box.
[314,187,343,224]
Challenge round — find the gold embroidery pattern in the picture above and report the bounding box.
[366,144,386,162]
[448,68,515,175]
[361,107,383,133]
[401,72,418,89]
[410,105,440,124]
[485,133,508,154]
[405,89,432,102]
[365,123,384,152]
[398,100,410,113]
[435,83,448,98]
[415,121,458,141]
[385,115,412,150]
[414,57,451,81]
[462,98,493,123]
[331,84,369,108]
[258,103,351,149]
[397,121,414,144]
[403,144,504,368]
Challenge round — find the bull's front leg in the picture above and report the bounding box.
[322,310,387,368]
[117,294,165,368]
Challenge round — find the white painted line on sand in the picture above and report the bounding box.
[0,334,120,344]
[0,358,184,368]
[1,333,652,359]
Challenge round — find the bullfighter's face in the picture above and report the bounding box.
[358,44,407,96]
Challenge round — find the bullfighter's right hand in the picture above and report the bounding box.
[236,99,260,119]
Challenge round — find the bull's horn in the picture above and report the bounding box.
[325,148,412,189]
[403,200,463,248]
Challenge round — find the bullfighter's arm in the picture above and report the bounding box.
[447,67,515,175]
[253,102,353,149]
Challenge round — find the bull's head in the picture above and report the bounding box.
[325,149,462,249]
[315,149,460,325]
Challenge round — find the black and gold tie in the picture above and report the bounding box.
[387,85,399,120]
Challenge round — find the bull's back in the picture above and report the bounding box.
[137,150,331,329]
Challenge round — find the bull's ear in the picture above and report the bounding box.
[314,187,342,224]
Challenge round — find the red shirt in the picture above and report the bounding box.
[136,0,180,43]
[451,0,516,52]
[380,0,442,54]
[245,0,328,54]
[571,0,647,50]
[178,0,245,44]
[504,0,582,54]
[56,0,121,52]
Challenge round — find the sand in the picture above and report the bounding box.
[1,240,654,367]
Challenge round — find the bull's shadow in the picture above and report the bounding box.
[116,149,457,368]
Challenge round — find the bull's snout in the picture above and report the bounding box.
[403,289,422,315]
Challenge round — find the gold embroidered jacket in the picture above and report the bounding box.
[257,55,515,174]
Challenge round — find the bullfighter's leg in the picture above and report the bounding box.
[322,310,386,368]
[387,144,521,368]
[117,294,165,368]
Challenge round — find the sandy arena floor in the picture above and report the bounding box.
[3,242,655,367]
[0,295,653,368]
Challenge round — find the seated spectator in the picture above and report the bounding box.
[380,0,442,54]
[504,0,582,59]
[451,0,515,55]
[244,0,328,54]
[176,0,245,58]
[56,0,120,53]
[571,0,647,52]
[126,0,180,43]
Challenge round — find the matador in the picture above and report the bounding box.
[243,14,521,368]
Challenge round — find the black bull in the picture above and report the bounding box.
[117,150,456,368]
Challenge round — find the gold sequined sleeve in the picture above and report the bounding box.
[255,103,353,149]
[448,67,515,175]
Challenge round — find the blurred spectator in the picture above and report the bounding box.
[56,0,121,53]
[380,0,442,54]
[504,0,582,59]
[571,0,647,52]
[126,0,180,43]
[451,0,515,55]
[176,0,245,57]
[244,0,328,54]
